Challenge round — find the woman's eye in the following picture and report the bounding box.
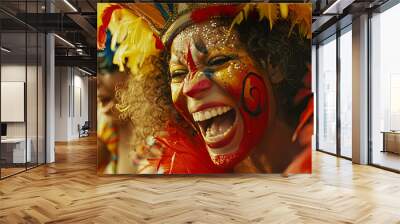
[171,69,188,82]
[208,55,231,66]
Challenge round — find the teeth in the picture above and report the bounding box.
[206,122,233,139]
[192,106,232,122]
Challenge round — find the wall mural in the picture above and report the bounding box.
[97,3,313,174]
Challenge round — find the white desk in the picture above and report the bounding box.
[1,138,32,163]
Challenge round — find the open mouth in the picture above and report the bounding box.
[192,106,237,148]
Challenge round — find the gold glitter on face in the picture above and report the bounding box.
[170,19,240,68]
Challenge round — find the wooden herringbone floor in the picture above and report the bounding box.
[0,136,400,224]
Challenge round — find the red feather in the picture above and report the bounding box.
[153,34,164,50]
[97,4,122,50]
[150,121,228,174]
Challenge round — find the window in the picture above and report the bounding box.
[0,0,47,179]
[339,28,352,158]
[370,2,400,171]
[317,35,337,154]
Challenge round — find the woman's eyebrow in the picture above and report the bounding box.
[193,37,208,54]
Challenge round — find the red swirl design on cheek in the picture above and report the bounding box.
[241,72,266,116]
[212,71,269,169]
[239,72,269,156]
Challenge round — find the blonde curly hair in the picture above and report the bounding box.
[115,55,177,147]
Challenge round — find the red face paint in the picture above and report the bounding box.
[211,69,269,168]
[169,22,271,169]
[172,44,204,133]
[186,44,198,75]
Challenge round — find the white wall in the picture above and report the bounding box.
[55,67,69,141]
[1,65,33,138]
[72,73,89,138]
[1,63,45,163]
[54,67,89,141]
[1,65,26,140]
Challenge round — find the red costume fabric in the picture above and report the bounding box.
[149,122,228,174]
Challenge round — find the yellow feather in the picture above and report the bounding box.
[280,3,289,19]
[229,12,243,33]
[107,8,160,75]
[228,3,311,39]
[288,4,311,39]
[229,4,253,33]
[256,4,279,30]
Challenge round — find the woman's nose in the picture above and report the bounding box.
[182,74,212,98]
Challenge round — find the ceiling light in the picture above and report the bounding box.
[63,0,78,12]
[78,67,93,76]
[323,0,341,14]
[54,34,75,48]
[322,0,354,15]
[1,47,11,53]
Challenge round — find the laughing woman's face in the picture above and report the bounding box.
[169,20,275,168]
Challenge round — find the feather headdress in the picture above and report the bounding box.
[97,3,311,75]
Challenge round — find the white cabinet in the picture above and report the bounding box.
[1,138,32,163]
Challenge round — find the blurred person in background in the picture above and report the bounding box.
[97,30,136,174]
